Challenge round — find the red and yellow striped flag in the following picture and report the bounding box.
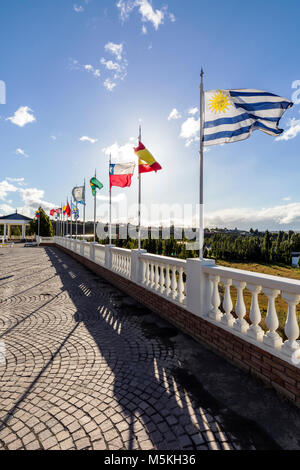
[134,141,162,174]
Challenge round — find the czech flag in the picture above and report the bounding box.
[134,141,162,174]
[109,162,135,188]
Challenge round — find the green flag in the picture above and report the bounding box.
[90,177,103,196]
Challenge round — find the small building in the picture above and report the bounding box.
[0,211,32,242]
[291,252,300,267]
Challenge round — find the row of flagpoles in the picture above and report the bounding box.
[37,73,294,260]
[46,125,162,248]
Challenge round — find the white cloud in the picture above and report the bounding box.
[19,187,54,214]
[0,204,15,215]
[188,107,198,115]
[0,180,18,200]
[100,58,120,72]
[104,42,123,61]
[79,136,98,144]
[204,202,300,229]
[16,148,29,158]
[73,4,84,12]
[276,118,300,141]
[51,135,57,140]
[5,177,25,185]
[291,80,300,105]
[104,79,117,92]
[7,106,36,127]
[0,178,55,217]
[169,12,176,22]
[282,196,292,201]
[168,108,181,121]
[142,25,147,34]
[180,116,199,140]
[117,0,172,31]
[69,59,101,78]
[102,140,135,162]
[102,43,128,89]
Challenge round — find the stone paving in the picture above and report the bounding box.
[0,246,300,450]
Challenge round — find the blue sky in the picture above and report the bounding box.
[1,0,300,230]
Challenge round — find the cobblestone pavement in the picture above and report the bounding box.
[0,246,299,450]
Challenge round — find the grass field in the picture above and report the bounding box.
[215,260,300,339]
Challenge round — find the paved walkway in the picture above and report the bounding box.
[0,246,300,450]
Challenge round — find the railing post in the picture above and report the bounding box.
[186,258,215,317]
[90,243,96,262]
[80,241,84,257]
[105,245,115,270]
[130,250,147,283]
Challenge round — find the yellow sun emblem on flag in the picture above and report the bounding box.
[209,91,231,114]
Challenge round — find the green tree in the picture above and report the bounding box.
[10,226,21,237]
[28,208,54,237]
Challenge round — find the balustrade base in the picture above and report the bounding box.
[263,332,283,349]
[247,325,264,342]
[233,318,249,334]
[221,314,235,327]
[281,340,300,358]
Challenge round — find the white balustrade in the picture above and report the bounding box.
[53,236,300,366]
[94,245,105,266]
[110,247,131,279]
[203,265,300,361]
[139,253,186,306]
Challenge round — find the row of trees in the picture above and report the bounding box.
[206,230,300,265]
[98,229,300,266]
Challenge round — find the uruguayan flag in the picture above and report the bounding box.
[204,89,293,146]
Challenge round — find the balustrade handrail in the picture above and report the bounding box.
[110,246,131,255]
[202,264,300,294]
[139,252,187,268]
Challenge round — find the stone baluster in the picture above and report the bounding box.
[142,260,147,285]
[171,266,177,300]
[145,262,150,286]
[281,293,300,357]
[263,288,282,349]
[209,275,222,321]
[165,265,171,297]
[150,263,155,288]
[233,281,248,333]
[221,278,234,326]
[177,267,185,304]
[247,284,264,341]
[155,263,160,291]
[160,264,165,294]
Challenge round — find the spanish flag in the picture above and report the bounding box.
[134,141,162,174]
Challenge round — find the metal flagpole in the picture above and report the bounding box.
[109,154,112,245]
[94,169,97,243]
[76,201,78,240]
[199,68,205,260]
[60,203,62,236]
[66,198,68,237]
[138,125,142,251]
[83,179,86,239]
[70,195,73,239]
